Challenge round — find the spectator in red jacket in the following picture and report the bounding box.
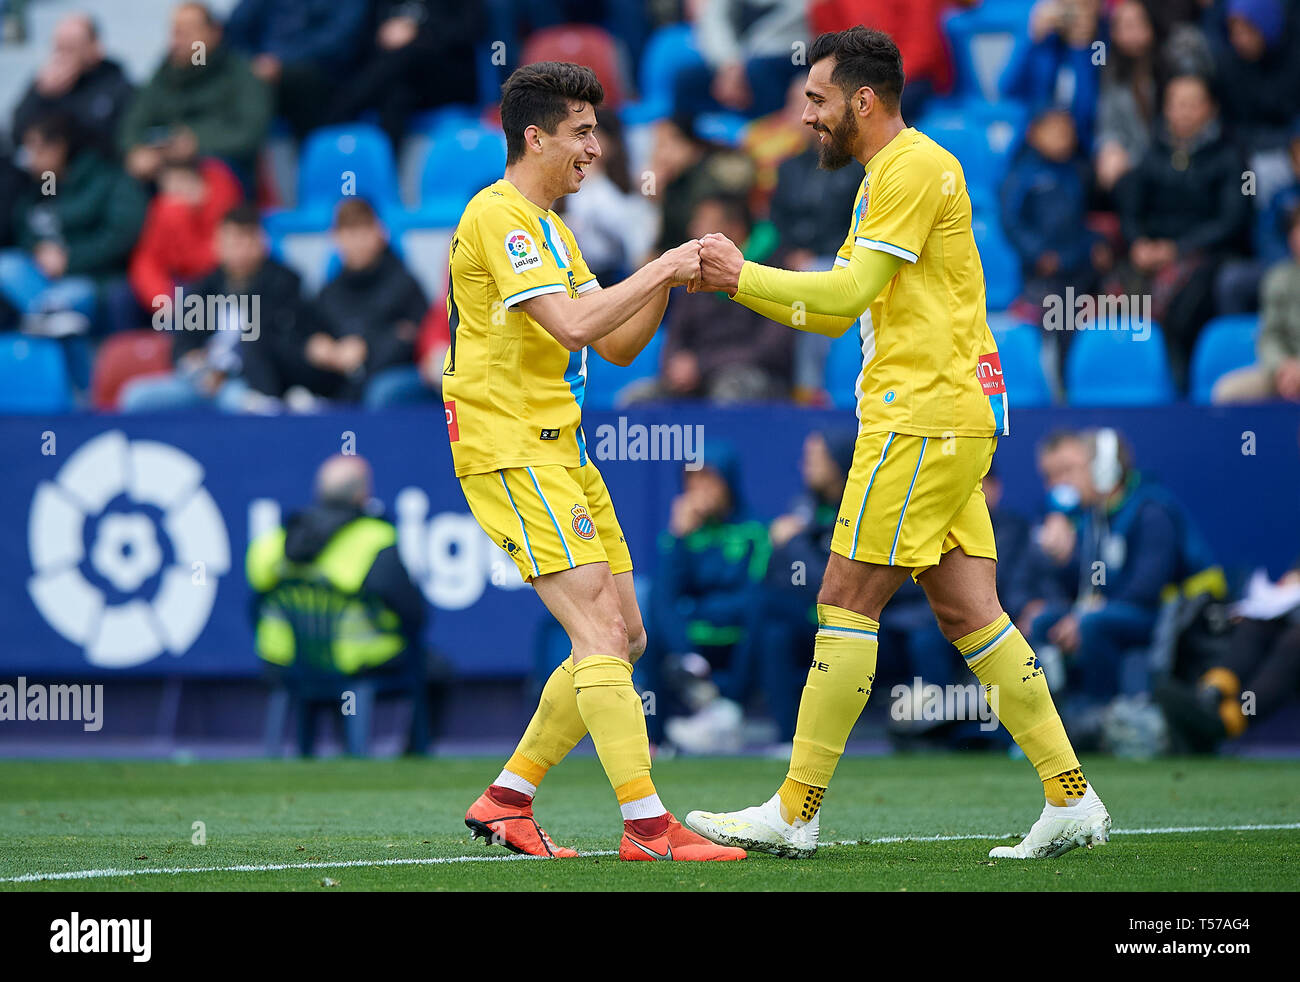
[809,0,978,118]
[128,157,243,314]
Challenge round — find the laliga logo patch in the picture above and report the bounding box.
[570,504,596,540]
[504,229,540,273]
[26,430,231,668]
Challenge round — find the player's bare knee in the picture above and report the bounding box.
[627,627,648,664]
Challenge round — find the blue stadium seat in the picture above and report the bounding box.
[585,332,664,409]
[1190,314,1260,404]
[623,23,705,124]
[971,213,1021,311]
[407,104,481,138]
[943,0,1036,102]
[990,320,1053,406]
[411,123,507,226]
[919,101,1028,212]
[1065,321,1176,406]
[298,123,399,212]
[265,123,401,238]
[0,335,73,413]
[826,322,865,410]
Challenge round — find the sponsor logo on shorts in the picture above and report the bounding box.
[570,504,596,540]
[504,229,541,273]
[444,400,459,442]
[976,352,1006,395]
[539,428,559,441]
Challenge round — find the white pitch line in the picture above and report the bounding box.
[4,822,1297,884]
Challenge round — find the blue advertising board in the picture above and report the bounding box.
[0,404,1296,678]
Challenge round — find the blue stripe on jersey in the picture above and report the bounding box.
[565,348,588,466]
[544,215,587,464]
[539,217,568,269]
[990,390,1009,436]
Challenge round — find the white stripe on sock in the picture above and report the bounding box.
[619,793,667,821]
[494,769,537,798]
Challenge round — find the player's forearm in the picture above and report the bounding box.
[558,259,674,350]
[731,290,857,338]
[593,285,670,366]
[737,248,903,321]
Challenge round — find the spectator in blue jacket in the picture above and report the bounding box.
[1213,0,1300,153]
[1024,429,1222,731]
[646,441,771,752]
[1001,0,1103,150]
[223,0,369,138]
[1000,108,1097,318]
[1257,119,1300,267]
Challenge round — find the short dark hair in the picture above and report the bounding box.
[221,202,261,230]
[808,26,905,112]
[500,61,603,165]
[334,196,378,229]
[22,112,83,156]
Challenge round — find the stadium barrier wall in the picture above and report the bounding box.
[2,404,1297,680]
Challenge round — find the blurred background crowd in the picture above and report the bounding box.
[0,0,1296,760]
[0,0,1298,413]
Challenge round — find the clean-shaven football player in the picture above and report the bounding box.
[684,27,1110,860]
[447,61,744,862]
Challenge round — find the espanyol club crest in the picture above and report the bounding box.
[570,504,596,540]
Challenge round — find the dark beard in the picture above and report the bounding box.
[815,112,859,170]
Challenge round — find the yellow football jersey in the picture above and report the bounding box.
[835,127,1007,437]
[442,179,600,476]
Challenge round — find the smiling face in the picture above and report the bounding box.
[802,58,861,171]
[534,100,601,200]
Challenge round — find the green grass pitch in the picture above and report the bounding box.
[1,754,1296,891]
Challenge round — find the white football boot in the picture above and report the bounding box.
[989,785,1112,859]
[684,793,819,859]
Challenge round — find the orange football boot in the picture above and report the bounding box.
[464,790,579,858]
[619,813,747,861]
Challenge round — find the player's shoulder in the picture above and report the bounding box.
[879,129,956,184]
[458,181,528,233]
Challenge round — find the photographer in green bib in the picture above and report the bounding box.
[248,453,435,755]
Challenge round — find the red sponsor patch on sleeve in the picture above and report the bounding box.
[444,400,460,442]
[976,352,1006,395]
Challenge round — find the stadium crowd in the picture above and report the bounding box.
[0,0,1298,411]
[0,0,1296,756]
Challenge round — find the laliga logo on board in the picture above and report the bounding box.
[27,431,231,668]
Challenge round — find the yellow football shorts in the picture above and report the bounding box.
[831,431,998,574]
[459,462,633,582]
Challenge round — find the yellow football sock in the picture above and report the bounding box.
[777,778,825,824]
[782,604,879,822]
[1043,767,1089,806]
[504,655,589,788]
[959,613,1081,797]
[572,655,655,800]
